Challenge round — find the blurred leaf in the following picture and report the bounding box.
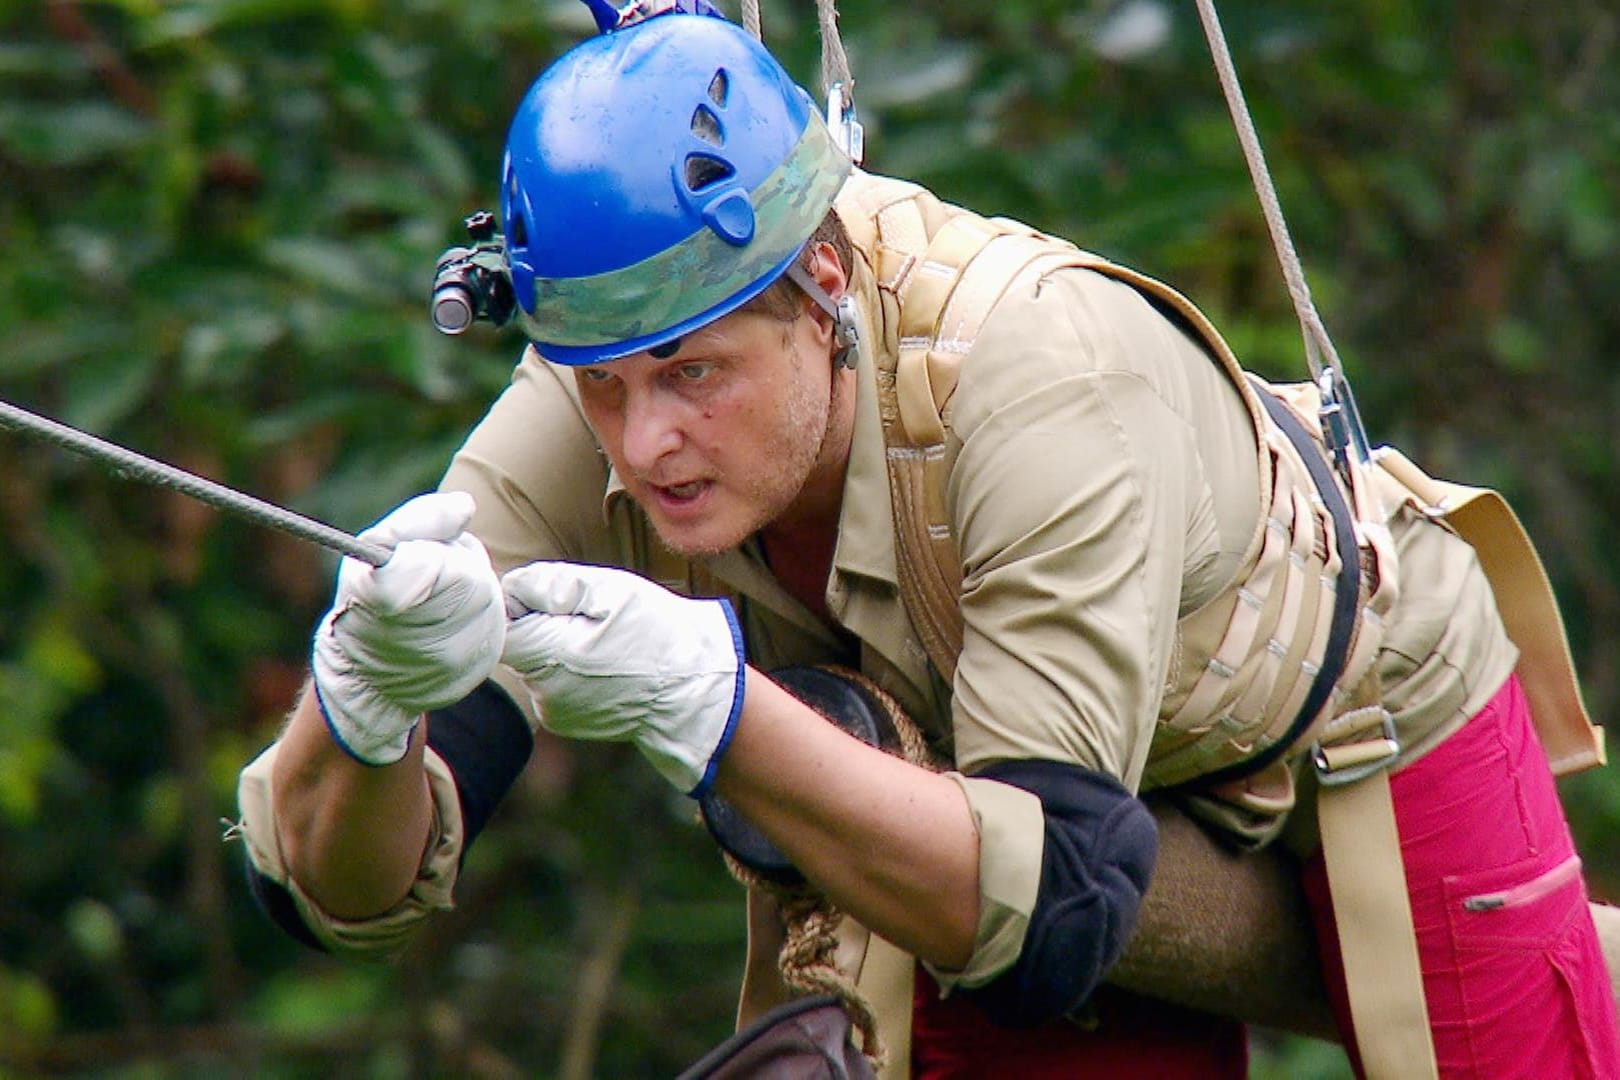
[1487,317,1545,374]
[25,617,101,694]
[0,964,58,1042]
[142,0,366,44]
[247,967,389,1039]
[58,341,163,434]
[408,121,475,197]
[178,310,286,387]
[638,900,741,946]
[0,744,47,823]
[0,103,150,165]
[858,41,979,109]
[139,774,186,842]
[262,237,394,302]
[65,899,125,964]
[0,41,88,78]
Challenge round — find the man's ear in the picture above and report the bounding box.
[804,240,848,303]
[799,241,848,345]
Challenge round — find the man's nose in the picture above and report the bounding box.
[619,388,684,473]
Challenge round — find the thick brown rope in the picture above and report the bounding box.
[814,0,854,107]
[719,852,889,1066]
[720,666,942,1071]
[741,0,851,109]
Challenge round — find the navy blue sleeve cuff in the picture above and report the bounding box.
[244,860,329,952]
[957,759,1158,1027]
[424,678,533,852]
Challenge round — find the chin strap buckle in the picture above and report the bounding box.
[785,261,862,369]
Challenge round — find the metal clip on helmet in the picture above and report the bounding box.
[500,6,854,365]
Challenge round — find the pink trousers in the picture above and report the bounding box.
[911,674,1615,1078]
[1304,673,1620,1078]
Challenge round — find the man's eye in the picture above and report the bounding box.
[579,367,614,383]
[676,363,714,381]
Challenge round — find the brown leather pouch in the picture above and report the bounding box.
[677,994,873,1080]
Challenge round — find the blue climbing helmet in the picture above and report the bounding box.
[501,4,854,365]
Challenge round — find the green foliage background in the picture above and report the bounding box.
[0,1,1616,1076]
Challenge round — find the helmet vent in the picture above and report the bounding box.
[690,105,723,146]
[685,152,734,192]
[707,70,729,107]
[505,176,528,245]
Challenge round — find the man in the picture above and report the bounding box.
[237,6,1619,1076]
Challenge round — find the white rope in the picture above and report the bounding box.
[1191,4,1384,544]
[1190,0,1338,386]
[739,0,761,41]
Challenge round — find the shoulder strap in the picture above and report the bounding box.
[873,214,1270,684]
[1374,447,1604,776]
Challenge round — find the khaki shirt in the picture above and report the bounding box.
[445,245,1515,974]
[236,178,1516,998]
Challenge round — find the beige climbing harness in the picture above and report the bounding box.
[743,3,1607,1076]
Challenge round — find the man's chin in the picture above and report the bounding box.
[646,516,750,560]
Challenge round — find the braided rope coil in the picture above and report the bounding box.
[718,665,942,1071]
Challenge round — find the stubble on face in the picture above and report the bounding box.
[651,329,836,559]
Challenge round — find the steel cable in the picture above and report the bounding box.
[0,398,391,566]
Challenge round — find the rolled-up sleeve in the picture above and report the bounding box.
[923,772,1047,992]
[235,740,466,960]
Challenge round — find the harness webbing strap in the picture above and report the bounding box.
[1317,758,1438,1079]
[1195,385,1360,787]
[1374,448,1605,777]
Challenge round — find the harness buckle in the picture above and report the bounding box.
[1311,708,1400,786]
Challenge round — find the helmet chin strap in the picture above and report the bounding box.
[785,260,861,369]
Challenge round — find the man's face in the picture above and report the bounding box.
[573,305,843,557]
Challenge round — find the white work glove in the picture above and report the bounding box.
[311,491,506,765]
[500,562,746,797]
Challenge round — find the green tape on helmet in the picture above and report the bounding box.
[515,115,850,353]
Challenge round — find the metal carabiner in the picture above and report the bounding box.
[825,80,864,165]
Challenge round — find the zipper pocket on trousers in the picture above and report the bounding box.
[1461,854,1583,912]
